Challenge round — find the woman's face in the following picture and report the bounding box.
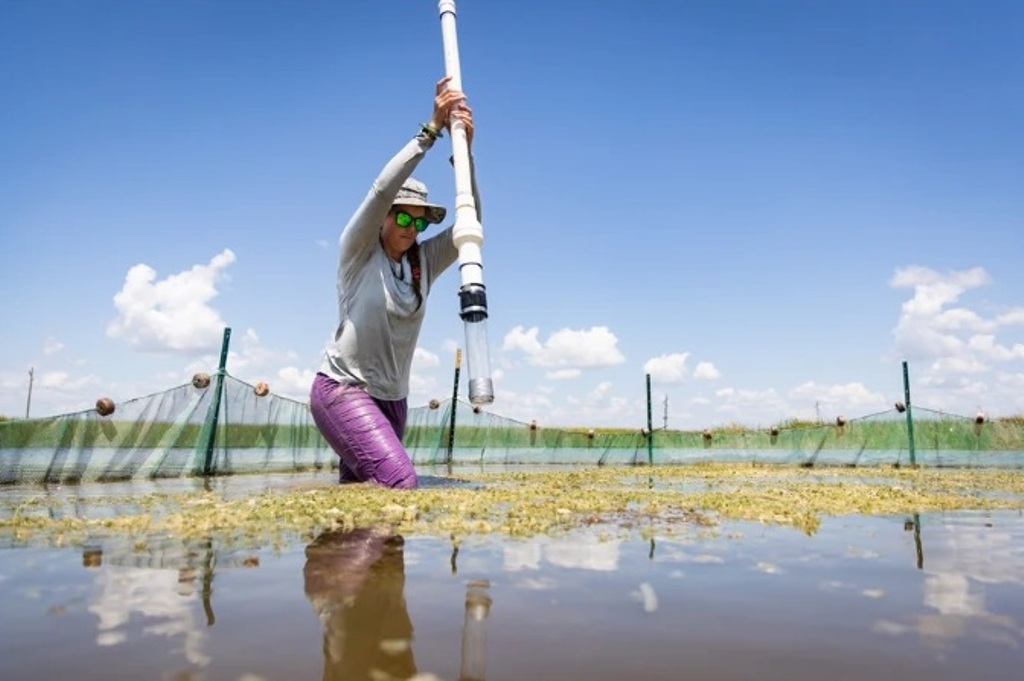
[381,204,427,257]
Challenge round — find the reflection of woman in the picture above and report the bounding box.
[303,528,415,681]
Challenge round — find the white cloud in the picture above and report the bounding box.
[181,327,287,382]
[502,326,542,355]
[275,366,316,401]
[408,347,447,404]
[890,266,1024,365]
[545,368,580,380]
[889,265,1024,415]
[645,353,690,383]
[489,386,557,424]
[931,356,988,374]
[788,381,887,417]
[997,372,1024,390]
[36,370,101,392]
[502,325,626,369]
[561,381,638,426]
[412,347,441,370]
[0,371,29,392]
[693,361,720,380]
[708,386,789,424]
[3,367,104,417]
[967,335,1024,362]
[227,329,274,373]
[409,374,442,403]
[106,249,236,353]
[890,266,991,316]
[440,338,460,356]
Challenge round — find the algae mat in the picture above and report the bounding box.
[3,464,1023,549]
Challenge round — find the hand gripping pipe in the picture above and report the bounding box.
[438,0,494,405]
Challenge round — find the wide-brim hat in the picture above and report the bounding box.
[392,177,446,225]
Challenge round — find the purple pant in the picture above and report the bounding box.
[309,373,418,489]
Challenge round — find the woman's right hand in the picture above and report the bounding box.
[428,75,466,132]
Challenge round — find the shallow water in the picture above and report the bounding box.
[2,490,1022,681]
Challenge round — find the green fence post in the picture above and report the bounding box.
[196,327,231,476]
[902,360,916,467]
[646,373,653,466]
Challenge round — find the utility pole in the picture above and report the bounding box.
[25,367,34,419]
[662,394,668,430]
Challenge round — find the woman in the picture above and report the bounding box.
[310,76,480,488]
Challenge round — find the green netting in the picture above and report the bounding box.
[2,373,1023,484]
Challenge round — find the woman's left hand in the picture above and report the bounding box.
[450,103,474,148]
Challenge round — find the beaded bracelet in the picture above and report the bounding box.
[420,122,443,140]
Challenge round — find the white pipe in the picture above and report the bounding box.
[438,0,493,405]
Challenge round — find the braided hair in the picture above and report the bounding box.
[407,240,423,309]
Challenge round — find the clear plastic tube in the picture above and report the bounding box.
[463,318,493,405]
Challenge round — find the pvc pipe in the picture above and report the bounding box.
[438,0,494,405]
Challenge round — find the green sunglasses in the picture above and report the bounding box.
[393,210,430,232]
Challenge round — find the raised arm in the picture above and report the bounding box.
[337,134,436,268]
[338,77,468,268]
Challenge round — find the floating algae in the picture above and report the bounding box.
[1,464,1022,548]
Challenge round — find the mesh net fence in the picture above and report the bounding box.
[2,373,1022,483]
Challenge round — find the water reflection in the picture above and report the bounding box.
[504,535,623,572]
[303,529,417,680]
[2,507,1021,680]
[303,528,494,681]
[84,538,217,667]
[877,512,1024,650]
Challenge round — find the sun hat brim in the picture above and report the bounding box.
[393,178,447,224]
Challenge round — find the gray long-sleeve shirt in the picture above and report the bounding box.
[320,132,478,400]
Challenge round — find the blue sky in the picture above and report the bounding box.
[2,0,1022,428]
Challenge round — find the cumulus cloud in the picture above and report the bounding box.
[412,347,441,370]
[693,361,720,380]
[36,370,101,392]
[490,385,556,423]
[789,381,888,417]
[645,354,719,384]
[562,381,637,425]
[502,325,626,369]
[1,368,104,417]
[889,265,1024,414]
[708,386,789,423]
[106,249,236,353]
[227,329,275,373]
[645,353,690,383]
[440,338,461,356]
[274,366,316,400]
[891,266,1024,367]
[182,327,283,379]
[409,347,444,402]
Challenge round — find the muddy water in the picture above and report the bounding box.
[2,502,1022,681]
